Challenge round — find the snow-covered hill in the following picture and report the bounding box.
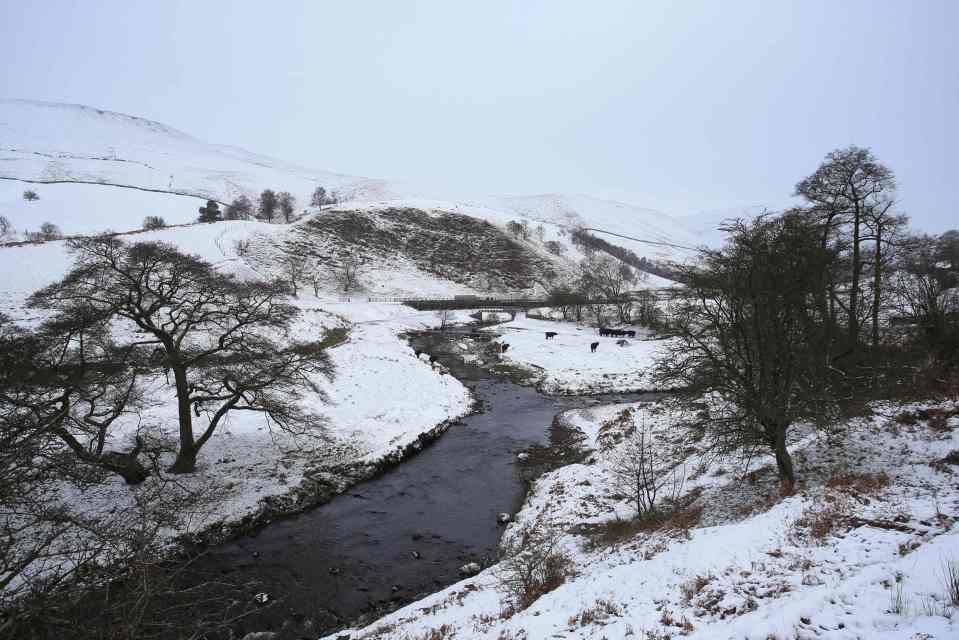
[0,99,700,265]
[0,98,393,207]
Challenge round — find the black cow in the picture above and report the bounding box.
[598,327,610,337]
[616,339,629,347]
[625,330,636,338]
[590,341,599,353]
[501,343,510,353]
[545,331,557,340]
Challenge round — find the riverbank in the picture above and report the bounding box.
[329,399,959,640]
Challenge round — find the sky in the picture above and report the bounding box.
[1,0,957,231]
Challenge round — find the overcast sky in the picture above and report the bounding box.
[1,1,956,231]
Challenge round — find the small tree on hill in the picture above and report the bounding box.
[258,190,278,222]
[142,216,166,230]
[0,216,14,240]
[278,191,296,223]
[39,222,62,241]
[29,237,335,474]
[337,253,363,293]
[225,195,253,220]
[197,200,222,223]
[311,186,337,207]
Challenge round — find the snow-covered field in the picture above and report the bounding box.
[329,400,959,640]
[0,179,209,236]
[486,315,672,394]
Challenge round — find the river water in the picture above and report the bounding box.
[189,330,652,637]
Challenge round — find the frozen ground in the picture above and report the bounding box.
[484,315,673,394]
[329,399,959,640]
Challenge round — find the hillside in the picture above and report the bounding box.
[0,99,698,268]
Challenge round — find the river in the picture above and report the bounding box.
[187,329,654,638]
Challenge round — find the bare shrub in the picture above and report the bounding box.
[607,412,685,518]
[942,558,959,606]
[142,216,166,230]
[567,598,622,626]
[23,189,40,201]
[494,520,575,610]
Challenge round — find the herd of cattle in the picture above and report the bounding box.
[543,327,637,352]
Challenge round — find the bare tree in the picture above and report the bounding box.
[0,215,14,241]
[142,216,166,230]
[796,146,896,348]
[655,213,835,489]
[257,189,278,222]
[28,237,335,473]
[893,233,959,361]
[607,412,684,518]
[278,191,296,223]
[225,195,253,220]
[278,251,308,296]
[579,255,638,323]
[337,253,363,293]
[39,222,62,241]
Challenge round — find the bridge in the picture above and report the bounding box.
[355,290,680,311]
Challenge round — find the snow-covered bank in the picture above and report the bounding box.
[483,315,673,394]
[329,400,959,640]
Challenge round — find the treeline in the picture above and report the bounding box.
[197,185,341,224]
[570,227,682,281]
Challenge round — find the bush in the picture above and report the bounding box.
[22,190,39,201]
[142,216,166,230]
[494,520,575,610]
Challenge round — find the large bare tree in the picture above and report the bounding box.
[29,237,334,473]
[796,146,896,349]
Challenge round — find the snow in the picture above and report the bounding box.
[0,220,474,577]
[0,180,210,236]
[487,315,672,394]
[0,100,702,268]
[328,400,959,640]
[0,98,395,211]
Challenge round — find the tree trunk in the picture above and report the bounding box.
[849,205,862,347]
[772,428,796,490]
[871,223,882,350]
[168,364,197,474]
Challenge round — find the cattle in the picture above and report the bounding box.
[590,341,599,353]
[545,331,557,340]
[625,330,636,338]
[598,327,610,337]
[501,343,510,353]
[616,339,629,347]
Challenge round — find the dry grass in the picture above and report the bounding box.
[567,598,623,627]
[825,470,891,495]
[942,558,959,606]
[679,574,714,605]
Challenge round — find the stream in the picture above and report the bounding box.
[187,329,655,638]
